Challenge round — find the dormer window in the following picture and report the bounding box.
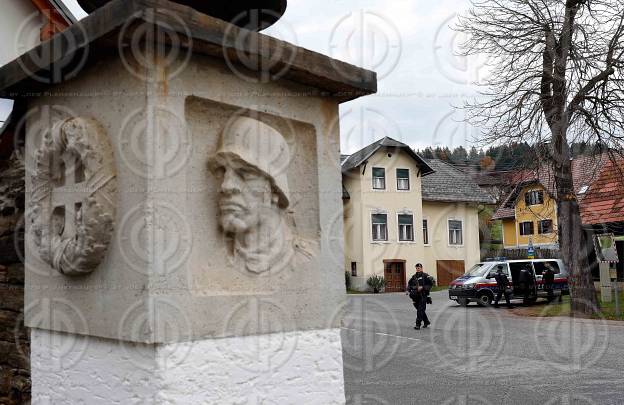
[396,168,410,190]
[525,190,544,206]
[372,167,386,190]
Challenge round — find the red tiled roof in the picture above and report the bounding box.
[492,154,610,220]
[580,158,624,225]
[491,207,515,220]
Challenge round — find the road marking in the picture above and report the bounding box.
[341,326,426,342]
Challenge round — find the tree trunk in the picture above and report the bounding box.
[558,198,599,315]
[552,121,600,316]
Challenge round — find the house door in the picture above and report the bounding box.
[436,260,465,286]
[384,260,406,292]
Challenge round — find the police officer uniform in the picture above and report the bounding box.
[543,265,555,301]
[493,265,513,308]
[407,264,434,330]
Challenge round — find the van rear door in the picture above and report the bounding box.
[509,261,535,295]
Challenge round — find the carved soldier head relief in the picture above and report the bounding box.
[208,116,294,274]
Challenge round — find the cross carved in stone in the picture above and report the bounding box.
[50,151,89,238]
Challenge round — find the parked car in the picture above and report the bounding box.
[448,259,569,306]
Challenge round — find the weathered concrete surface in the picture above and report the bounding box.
[24,51,348,343]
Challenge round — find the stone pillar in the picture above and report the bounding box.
[2,0,376,403]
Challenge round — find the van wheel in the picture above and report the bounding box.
[477,293,492,307]
[456,298,469,307]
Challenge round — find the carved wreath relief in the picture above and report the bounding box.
[208,116,297,274]
[29,118,117,276]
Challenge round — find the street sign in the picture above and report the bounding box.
[527,238,535,259]
[594,233,619,263]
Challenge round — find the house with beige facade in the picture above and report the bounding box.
[341,137,495,291]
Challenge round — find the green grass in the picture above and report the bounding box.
[431,286,449,292]
[595,291,624,320]
[521,292,624,321]
[346,289,371,294]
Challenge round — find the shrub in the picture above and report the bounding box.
[366,275,386,293]
[345,271,351,290]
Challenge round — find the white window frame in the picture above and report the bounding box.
[372,167,386,190]
[422,217,430,246]
[396,211,414,242]
[447,217,464,247]
[370,210,389,243]
[396,168,410,191]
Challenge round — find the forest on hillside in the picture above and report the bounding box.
[416,142,609,171]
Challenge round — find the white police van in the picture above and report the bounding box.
[448,259,569,306]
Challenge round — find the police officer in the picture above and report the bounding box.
[493,265,513,308]
[407,263,433,330]
[518,266,535,304]
[543,264,555,301]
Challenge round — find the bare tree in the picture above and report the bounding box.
[456,0,624,315]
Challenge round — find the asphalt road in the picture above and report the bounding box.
[341,291,624,405]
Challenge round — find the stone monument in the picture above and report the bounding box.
[0,0,376,403]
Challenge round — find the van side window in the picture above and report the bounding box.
[534,261,560,275]
[509,262,533,282]
[491,264,510,277]
[509,262,532,273]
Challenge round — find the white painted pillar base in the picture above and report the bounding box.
[31,328,346,404]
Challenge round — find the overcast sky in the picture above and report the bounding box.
[8,0,487,154]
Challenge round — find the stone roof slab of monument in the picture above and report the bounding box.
[0,0,377,102]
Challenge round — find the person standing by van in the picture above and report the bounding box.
[519,266,535,304]
[407,263,433,330]
[543,264,555,301]
[493,265,514,308]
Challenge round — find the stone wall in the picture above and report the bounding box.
[0,154,29,405]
